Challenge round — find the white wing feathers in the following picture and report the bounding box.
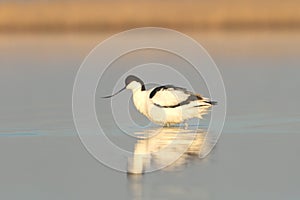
[149,85,204,108]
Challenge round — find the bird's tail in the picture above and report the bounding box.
[191,99,217,119]
[193,99,217,107]
[204,100,217,105]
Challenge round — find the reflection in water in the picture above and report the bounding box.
[127,127,210,200]
[127,127,208,174]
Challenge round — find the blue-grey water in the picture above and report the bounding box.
[0,31,300,199]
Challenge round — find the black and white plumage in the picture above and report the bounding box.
[102,75,216,126]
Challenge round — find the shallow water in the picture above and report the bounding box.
[0,31,300,199]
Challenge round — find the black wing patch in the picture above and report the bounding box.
[153,95,202,108]
[149,85,202,99]
[149,85,204,108]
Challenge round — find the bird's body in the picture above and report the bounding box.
[103,75,216,126]
[131,84,214,126]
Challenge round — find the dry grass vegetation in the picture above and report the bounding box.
[0,0,299,32]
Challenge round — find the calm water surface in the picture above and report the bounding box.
[0,31,299,199]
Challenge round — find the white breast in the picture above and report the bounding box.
[132,90,149,117]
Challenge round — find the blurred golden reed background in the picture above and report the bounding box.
[0,0,300,32]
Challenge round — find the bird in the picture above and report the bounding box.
[102,75,216,126]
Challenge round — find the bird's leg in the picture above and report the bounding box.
[184,122,188,129]
[164,123,170,127]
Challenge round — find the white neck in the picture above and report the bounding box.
[131,89,148,117]
[126,81,143,91]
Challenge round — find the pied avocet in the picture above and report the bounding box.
[102,75,216,126]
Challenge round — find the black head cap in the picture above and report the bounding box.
[125,75,146,91]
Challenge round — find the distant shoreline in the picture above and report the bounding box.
[1,1,300,32]
[1,23,300,33]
